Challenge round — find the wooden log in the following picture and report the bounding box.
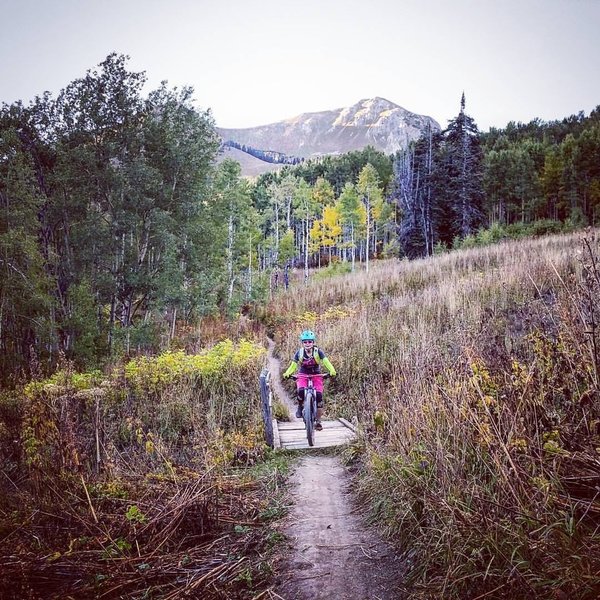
[338,417,357,433]
[259,369,274,448]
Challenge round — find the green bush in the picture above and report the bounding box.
[313,261,352,280]
[528,219,563,236]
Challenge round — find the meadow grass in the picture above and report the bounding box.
[263,230,600,599]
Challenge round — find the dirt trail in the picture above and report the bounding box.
[266,337,299,422]
[267,339,404,599]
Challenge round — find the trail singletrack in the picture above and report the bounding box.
[267,340,405,599]
[267,337,299,421]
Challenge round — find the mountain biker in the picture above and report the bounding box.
[282,330,336,431]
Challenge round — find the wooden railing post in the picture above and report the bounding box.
[259,368,274,448]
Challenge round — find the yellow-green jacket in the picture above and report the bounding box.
[283,346,336,378]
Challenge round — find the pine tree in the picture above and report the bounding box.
[394,126,442,258]
[0,106,53,378]
[395,144,425,258]
[442,93,484,240]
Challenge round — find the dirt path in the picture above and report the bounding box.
[267,339,405,599]
[274,455,405,600]
[267,337,299,421]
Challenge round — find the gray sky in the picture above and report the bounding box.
[1,0,599,131]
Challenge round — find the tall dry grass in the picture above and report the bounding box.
[0,338,288,599]
[263,231,600,598]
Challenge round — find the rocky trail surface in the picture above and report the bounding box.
[267,340,405,599]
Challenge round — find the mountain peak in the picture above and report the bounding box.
[217,98,440,176]
[358,96,397,107]
[333,97,410,128]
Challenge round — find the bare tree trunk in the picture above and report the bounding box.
[351,224,355,272]
[286,195,292,229]
[170,307,177,342]
[227,211,235,304]
[274,198,280,264]
[108,295,116,353]
[426,127,434,255]
[365,193,371,273]
[304,217,309,284]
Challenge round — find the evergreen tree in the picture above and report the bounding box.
[0,106,54,378]
[442,93,484,240]
[394,124,445,258]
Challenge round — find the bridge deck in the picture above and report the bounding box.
[274,418,356,450]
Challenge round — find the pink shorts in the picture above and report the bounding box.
[296,374,324,393]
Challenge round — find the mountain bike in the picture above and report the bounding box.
[292,373,329,447]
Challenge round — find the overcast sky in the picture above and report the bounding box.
[1,0,599,131]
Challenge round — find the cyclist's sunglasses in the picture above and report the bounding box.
[302,340,314,344]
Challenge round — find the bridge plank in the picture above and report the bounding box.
[276,418,356,450]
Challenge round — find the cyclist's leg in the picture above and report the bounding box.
[315,390,324,429]
[296,377,308,418]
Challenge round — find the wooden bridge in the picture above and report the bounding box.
[274,418,357,450]
[260,369,357,451]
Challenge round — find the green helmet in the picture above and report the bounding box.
[300,330,315,341]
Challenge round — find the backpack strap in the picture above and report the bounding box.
[314,346,323,364]
[297,346,323,364]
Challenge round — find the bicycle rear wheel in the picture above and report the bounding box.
[304,389,315,446]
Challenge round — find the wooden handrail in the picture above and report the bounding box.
[259,368,274,448]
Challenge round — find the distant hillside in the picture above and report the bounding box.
[217,145,288,177]
[222,140,303,166]
[217,97,440,176]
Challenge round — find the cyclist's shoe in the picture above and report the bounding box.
[295,403,303,418]
[315,422,323,431]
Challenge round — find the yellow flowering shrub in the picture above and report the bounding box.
[209,426,266,468]
[322,306,355,321]
[297,311,318,328]
[296,305,354,328]
[23,370,103,398]
[124,339,265,394]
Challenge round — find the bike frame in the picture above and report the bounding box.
[292,373,329,447]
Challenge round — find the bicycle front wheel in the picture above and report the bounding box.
[304,389,315,447]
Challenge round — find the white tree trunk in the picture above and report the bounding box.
[227,211,235,303]
[365,194,370,273]
[304,217,309,284]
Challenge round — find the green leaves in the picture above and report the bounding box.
[0,54,224,374]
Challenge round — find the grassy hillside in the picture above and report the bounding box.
[216,145,285,177]
[2,229,598,599]
[261,230,600,598]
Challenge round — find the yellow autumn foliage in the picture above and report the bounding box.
[124,339,265,393]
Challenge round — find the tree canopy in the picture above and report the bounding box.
[2,55,599,379]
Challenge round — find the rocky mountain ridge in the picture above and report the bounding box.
[217,97,440,176]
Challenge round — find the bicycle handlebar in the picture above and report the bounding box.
[289,373,330,380]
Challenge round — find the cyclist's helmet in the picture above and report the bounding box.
[300,330,316,342]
